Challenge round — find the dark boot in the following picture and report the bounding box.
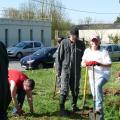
[59,94,68,116]
[72,105,80,112]
[71,95,80,112]
[0,110,8,120]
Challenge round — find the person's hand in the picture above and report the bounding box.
[81,62,87,67]
[56,72,61,77]
[91,61,100,66]
[86,61,92,66]
[86,61,100,66]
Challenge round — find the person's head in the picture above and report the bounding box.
[57,36,64,44]
[90,36,101,50]
[69,28,79,43]
[23,79,35,91]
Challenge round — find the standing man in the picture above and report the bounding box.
[53,36,64,71]
[8,69,35,115]
[0,41,11,120]
[56,28,85,115]
[53,36,64,89]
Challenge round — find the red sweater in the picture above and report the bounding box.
[8,69,28,89]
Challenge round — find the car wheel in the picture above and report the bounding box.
[16,52,23,59]
[38,63,44,69]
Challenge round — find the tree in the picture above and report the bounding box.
[114,16,120,23]
[2,0,72,39]
[108,34,120,44]
[3,8,20,19]
[79,17,92,25]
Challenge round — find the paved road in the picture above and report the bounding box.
[9,60,25,71]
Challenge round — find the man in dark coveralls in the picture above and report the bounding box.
[56,28,85,115]
[0,41,11,120]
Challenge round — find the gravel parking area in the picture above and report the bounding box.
[9,60,25,71]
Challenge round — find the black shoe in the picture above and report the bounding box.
[95,109,101,115]
[60,110,69,116]
[72,106,80,112]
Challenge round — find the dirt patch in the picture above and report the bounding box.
[104,88,120,96]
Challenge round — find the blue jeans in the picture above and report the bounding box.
[89,77,108,120]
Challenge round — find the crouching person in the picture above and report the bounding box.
[8,69,35,115]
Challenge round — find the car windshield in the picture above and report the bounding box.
[15,42,27,48]
[33,48,50,56]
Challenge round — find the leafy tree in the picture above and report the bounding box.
[108,34,120,44]
[114,16,120,23]
[2,0,72,39]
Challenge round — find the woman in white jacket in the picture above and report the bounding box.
[81,37,112,120]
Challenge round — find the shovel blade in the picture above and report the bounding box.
[89,112,101,120]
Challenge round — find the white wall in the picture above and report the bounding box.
[79,29,120,43]
[0,18,51,47]
[0,26,5,44]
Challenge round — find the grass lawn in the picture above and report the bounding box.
[8,62,120,120]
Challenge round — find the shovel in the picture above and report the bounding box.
[82,66,89,109]
[89,65,101,120]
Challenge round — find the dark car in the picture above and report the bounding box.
[101,44,120,61]
[20,47,57,69]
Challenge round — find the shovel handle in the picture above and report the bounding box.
[53,75,58,99]
[82,67,88,108]
[92,65,96,120]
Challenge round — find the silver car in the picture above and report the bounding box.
[101,44,120,61]
[7,41,44,59]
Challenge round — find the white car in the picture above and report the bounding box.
[7,41,44,59]
[101,44,120,61]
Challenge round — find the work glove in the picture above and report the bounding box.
[86,61,100,66]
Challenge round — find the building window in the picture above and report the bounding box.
[18,29,21,42]
[5,29,8,47]
[30,29,33,41]
[41,30,44,43]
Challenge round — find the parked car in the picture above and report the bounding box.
[20,47,57,69]
[7,41,44,59]
[101,44,120,61]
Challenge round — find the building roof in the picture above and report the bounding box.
[0,18,51,27]
[76,24,120,30]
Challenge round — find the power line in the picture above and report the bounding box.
[32,0,120,15]
[0,0,119,15]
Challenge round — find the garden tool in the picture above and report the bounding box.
[53,75,58,99]
[74,42,77,96]
[89,65,101,120]
[82,66,88,109]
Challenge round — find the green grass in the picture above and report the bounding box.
[8,62,120,120]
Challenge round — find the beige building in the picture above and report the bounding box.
[0,18,51,47]
[77,24,120,43]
